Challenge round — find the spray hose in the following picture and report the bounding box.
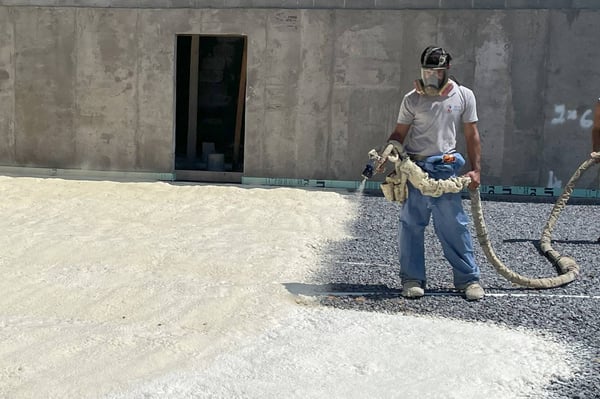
[374,145,600,289]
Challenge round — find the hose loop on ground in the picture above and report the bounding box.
[383,152,600,289]
[468,187,578,289]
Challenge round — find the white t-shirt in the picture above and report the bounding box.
[396,80,478,156]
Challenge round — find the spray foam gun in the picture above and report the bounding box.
[361,142,403,180]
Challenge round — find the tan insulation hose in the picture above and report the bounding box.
[381,151,600,289]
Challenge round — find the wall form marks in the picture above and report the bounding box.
[1,5,600,189]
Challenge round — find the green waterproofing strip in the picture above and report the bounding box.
[480,184,600,198]
[241,177,600,199]
[242,176,381,191]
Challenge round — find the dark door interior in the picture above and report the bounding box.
[175,34,246,173]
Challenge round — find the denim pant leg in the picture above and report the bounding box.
[398,183,432,285]
[430,191,480,287]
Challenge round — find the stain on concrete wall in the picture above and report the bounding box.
[75,9,139,171]
[14,8,76,168]
[542,11,600,188]
[0,8,15,164]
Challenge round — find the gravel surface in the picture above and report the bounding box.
[308,191,600,399]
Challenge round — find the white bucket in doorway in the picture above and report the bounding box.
[208,153,225,171]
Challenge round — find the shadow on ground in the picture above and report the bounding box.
[285,192,600,399]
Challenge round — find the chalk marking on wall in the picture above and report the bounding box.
[551,104,593,128]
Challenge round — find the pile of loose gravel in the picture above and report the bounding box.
[310,191,600,399]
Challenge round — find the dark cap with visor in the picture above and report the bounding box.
[420,46,452,69]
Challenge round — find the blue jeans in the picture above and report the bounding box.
[398,153,480,288]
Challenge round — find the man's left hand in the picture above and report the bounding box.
[465,170,480,189]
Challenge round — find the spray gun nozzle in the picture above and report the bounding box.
[361,148,384,180]
[361,162,375,179]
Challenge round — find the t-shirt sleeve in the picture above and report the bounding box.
[461,87,478,123]
[397,94,415,124]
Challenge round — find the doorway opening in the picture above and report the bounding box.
[174,34,247,180]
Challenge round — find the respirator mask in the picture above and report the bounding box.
[415,46,453,96]
[418,68,450,96]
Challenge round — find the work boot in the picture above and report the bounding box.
[463,282,485,301]
[402,281,424,298]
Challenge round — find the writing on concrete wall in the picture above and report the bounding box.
[551,104,593,129]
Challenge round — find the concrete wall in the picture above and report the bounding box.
[0,2,598,187]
